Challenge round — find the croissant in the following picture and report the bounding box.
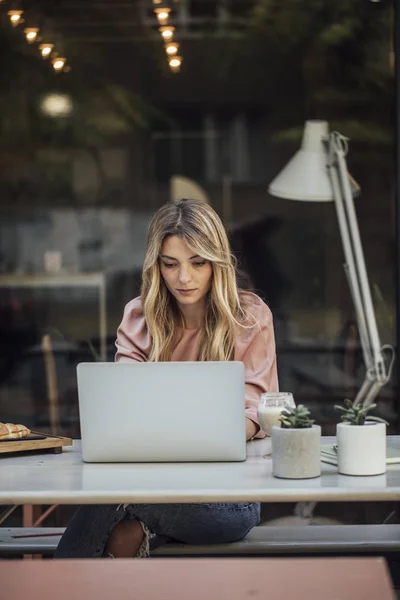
[0,422,31,440]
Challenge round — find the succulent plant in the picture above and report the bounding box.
[334,399,389,426]
[279,404,315,429]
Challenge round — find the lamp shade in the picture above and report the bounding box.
[268,120,359,201]
[170,175,210,204]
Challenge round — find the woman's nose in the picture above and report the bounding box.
[178,266,192,284]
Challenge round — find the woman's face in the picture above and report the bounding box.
[159,235,213,310]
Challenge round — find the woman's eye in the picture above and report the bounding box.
[193,261,206,267]
[162,263,176,269]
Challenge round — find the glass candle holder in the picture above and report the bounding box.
[257,392,296,437]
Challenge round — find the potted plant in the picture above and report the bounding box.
[335,399,388,476]
[272,405,321,479]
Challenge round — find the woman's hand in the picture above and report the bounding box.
[245,417,258,441]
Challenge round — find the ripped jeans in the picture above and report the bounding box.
[54,502,260,559]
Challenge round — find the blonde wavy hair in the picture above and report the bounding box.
[142,199,254,362]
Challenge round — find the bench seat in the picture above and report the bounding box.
[1,524,400,556]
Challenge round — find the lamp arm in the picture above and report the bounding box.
[342,263,373,372]
[326,132,390,406]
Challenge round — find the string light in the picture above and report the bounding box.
[24,27,39,43]
[8,10,24,26]
[168,55,182,73]
[3,5,70,74]
[39,43,53,58]
[52,57,66,72]
[152,1,182,73]
[159,26,175,40]
[165,42,179,56]
[154,7,170,25]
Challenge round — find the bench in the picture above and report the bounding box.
[1,524,400,556]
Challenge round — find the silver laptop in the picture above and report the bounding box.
[77,361,247,463]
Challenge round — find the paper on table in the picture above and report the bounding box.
[321,444,400,466]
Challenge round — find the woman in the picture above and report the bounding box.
[55,199,278,559]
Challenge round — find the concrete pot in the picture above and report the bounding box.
[272,425,321,479]
[336,422,386,476]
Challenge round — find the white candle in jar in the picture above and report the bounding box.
[257,405,285,437]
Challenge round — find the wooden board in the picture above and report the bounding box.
[0,558,396,600]
[0,433,72,455]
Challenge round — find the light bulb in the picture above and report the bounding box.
[52,57,66,72]
[169,55,182,72]
[24,28,39,43]
[165,42,179,55]
[41,94,73,117]
[159,26,175,40]
[8,10,23,26]
[154,8,170,25]
[40,43,53,57]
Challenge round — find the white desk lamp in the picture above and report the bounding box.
[268,120,394,406]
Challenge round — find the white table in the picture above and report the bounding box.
[0,272,107,360]
[2,437,400,505]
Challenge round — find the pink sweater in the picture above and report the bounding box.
[115,292,279,439]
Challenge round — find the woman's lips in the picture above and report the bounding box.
[177,289,197,294]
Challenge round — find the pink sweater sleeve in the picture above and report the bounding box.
[238,295,279,439]
[115,297,150,362]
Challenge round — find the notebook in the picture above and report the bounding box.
[321,443,400,466]
[77,361,247,463]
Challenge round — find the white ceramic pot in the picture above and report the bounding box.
[272,425,321,479]
[336,422,386,476]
